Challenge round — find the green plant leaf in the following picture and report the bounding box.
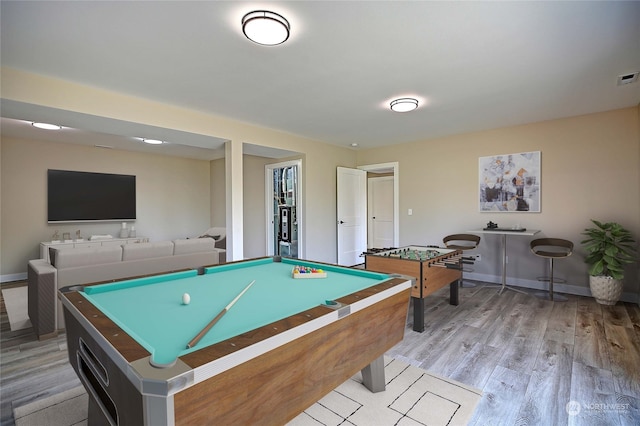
[582,219,637,278]
[588,260,604,276]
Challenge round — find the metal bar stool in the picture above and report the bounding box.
[530,238,572,302]
[443,234,481,288]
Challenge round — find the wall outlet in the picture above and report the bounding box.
[474,254,481,262]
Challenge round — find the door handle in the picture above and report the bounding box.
[339,220,345,224]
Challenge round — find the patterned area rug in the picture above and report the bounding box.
[13,357,481,426]
[288,356,482,425]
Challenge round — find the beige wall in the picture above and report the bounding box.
[0,136,357,278]
[242,155,271,259]
[2,68,637,302]
[357,107,640,299]
[1,137,211,277]
[210,158,226,226]
[1,69,359,278]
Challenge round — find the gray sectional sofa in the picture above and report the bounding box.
[27,238,226,339]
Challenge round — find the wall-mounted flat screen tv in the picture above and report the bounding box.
[48,169,136,223]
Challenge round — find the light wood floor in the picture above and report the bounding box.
[389,282,640,425]
[1,281,81,426]
[1,280,639,425]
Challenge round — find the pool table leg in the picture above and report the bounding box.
[361,355,385,393]
[412,297,425,332]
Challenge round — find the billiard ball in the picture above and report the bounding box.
[182,293,191,305]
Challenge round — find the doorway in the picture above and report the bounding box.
[368,176,394,249]
[336,162,399,265]
[359,162,399,250]
[265,159,303,258]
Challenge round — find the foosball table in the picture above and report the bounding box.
[364,246,465,332]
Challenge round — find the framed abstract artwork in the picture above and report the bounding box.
[479,151,540,212]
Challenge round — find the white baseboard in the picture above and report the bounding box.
[1,272,27,283]
[466,272,638,304]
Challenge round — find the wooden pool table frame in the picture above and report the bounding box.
[59,257,411,425]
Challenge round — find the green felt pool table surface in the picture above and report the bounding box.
[80,257,390,366]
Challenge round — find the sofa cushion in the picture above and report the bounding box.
[200,227,226,240]
[122,241,174,261]
[54,246,123,269]
[173,238,215,255]
[199,234,221,240]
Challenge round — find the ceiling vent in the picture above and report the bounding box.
[617,72,639,86]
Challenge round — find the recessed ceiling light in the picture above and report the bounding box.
[351,143,359,147]
[242,10,290,46]
[32,122,62,130]
[390,98,418,113]
[142,138,163,145]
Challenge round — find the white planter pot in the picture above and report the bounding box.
[589,275,623,305]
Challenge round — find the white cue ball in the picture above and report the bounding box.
[182,293,191,305]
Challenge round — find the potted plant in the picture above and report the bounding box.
[581,220,637,305]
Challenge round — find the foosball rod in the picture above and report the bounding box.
[434,257,462,265]
[429,261,463,270]
[429,258,461,266]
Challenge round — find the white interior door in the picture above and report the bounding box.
[368,176,394,249]
[337,167,366,266]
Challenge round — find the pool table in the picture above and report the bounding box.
[364,246,463,332]
[59,256,411,425]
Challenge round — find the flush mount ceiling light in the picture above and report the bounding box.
[32,122,62,130]
[390,98,418,113]
[142,138,163,145]
[242,10,290,46]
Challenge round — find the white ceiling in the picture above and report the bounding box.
[1,1,639,157]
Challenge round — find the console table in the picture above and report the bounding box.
[40,237,149,262]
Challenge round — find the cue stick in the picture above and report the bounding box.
[186,280,256,349]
